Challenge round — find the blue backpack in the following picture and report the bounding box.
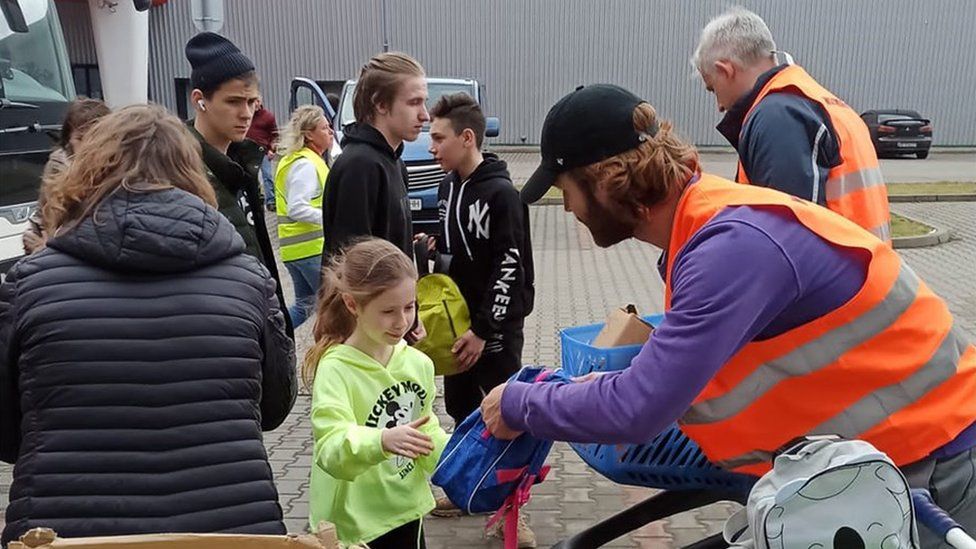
[432,366,569,522]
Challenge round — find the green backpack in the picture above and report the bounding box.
[413,238,471,376]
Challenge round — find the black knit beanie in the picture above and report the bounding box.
[185,32,255,91]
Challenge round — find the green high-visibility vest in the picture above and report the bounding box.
[274,148,328,262]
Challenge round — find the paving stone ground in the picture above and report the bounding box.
[2,171,974,547]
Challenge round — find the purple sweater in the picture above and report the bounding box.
[501,205,975,460]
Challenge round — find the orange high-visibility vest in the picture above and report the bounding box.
[736,65,891,243]
[665,173,976,476]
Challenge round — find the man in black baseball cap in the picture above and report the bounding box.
[479,85,976,537]
[521,84,666,248]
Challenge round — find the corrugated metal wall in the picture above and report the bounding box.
[73,0,976,145]
[57,1,98,64]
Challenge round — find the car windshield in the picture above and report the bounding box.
[339,81,477,128]
[0,0,73,102]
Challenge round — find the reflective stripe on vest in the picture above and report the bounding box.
[274,148,328,261]
[665,174,976,476]
[736,65,892,243]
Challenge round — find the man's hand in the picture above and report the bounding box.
[413,233,437,252]
[452,330,485,372]
[381,416,434,459]
[481,383,522,440]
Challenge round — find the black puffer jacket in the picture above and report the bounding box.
[0,188,297,545]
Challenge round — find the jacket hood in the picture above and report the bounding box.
[47,187,245,274]
[340,122,404,160]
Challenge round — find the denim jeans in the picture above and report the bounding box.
[261,156,275,208]
[284,255,321,328]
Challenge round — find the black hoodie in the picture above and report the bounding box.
[436,154,535,340]
[321,122,413,260]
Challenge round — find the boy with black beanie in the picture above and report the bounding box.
[184,32,293,338]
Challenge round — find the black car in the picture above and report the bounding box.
[860,109,933,159]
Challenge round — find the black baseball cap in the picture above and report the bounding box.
[521,84,656,204]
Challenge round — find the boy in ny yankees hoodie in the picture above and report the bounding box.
[428,93,535,427]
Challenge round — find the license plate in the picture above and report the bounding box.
[409,198,422,211]
[897,142,917,148]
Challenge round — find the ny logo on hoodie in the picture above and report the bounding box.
[468,199,490,239]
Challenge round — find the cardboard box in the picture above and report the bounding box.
[9,523,341,549]
[591,304,654,348]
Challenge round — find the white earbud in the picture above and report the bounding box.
[197,100,207,112]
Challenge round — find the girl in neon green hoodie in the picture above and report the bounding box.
[303,238,449,548]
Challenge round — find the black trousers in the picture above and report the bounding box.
[367,519,426,549]
[444,330,524,426]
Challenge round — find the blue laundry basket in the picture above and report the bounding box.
[560,314,756,493]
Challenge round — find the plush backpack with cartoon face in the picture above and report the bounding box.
[724,438,918,549]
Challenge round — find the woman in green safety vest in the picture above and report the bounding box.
[274,105,333,327]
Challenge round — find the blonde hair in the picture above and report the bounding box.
[277,105,326,158]
[43,104,216,234]
[569,103,700,217]
[353,52,425,123]
[302,238,418,389]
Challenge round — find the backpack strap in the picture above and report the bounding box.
[485,466,551,549]
[414,235,452,277]
[723,507,754,547]
[414,237,433,276]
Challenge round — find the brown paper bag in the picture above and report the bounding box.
[591,304,654,348]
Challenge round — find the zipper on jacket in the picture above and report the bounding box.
[455,178,474,261]
[443,180,455,253]
[443,299,459,339]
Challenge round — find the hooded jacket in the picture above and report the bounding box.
[0,187,297,543]
[436,154,535,339]
[321,123,414,260]
[308,342,448,544]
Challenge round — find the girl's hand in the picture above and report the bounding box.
[381,416,434,459]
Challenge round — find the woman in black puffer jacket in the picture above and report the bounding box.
[0,105,297,545]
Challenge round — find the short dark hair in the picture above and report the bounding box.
[60,97,111,150]
[326,92,340,112]
[198,70,259,99]
[430,92,486,148]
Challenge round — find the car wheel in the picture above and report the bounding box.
[916,151,929,159]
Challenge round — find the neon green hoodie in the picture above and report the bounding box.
[308,341,449,544]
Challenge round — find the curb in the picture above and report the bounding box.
[893,226,952,248]
[892,212,952,249]
[889,194,976,203]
